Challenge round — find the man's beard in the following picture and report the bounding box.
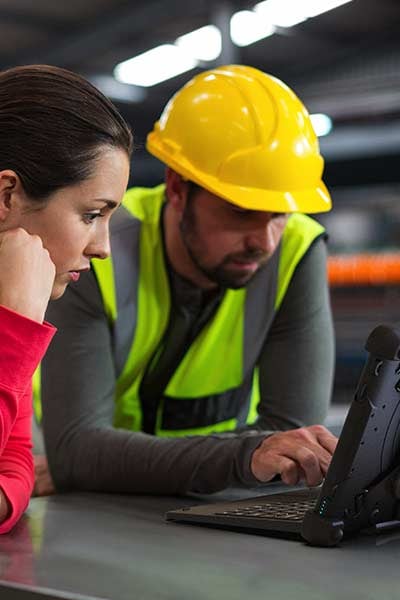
[179,201,268,289]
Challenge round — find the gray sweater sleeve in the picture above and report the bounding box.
[41,273,263,495]
[255,237,335,431]
[41,237,333,495]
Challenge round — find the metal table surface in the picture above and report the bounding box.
[0,484,399,600]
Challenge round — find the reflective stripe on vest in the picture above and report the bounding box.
[91,185,325,436]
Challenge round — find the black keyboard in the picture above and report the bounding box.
[166,487,322,535]
[213,498,317,521]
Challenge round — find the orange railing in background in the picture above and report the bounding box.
[328,254,400,286]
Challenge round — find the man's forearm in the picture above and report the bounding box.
[47,424,265,494]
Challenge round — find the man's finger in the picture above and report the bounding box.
[275,456,300,485]
[291,446,323,486]
[315,429,338,455]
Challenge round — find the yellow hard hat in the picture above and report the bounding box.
[146,65,331,213]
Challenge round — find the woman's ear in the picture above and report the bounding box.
[0,170,21,222]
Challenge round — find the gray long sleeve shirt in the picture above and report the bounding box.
[41,237,334,495]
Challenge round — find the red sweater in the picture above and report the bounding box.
[0,305,55,533]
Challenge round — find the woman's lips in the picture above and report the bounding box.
[69,271,81,282]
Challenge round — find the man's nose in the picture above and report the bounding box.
[245,218,277,254]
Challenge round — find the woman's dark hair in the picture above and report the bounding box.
[0,64,133,200]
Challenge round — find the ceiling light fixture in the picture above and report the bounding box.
[114,44,197,87]
[310,113,333,137]
[231,0,354,47]
[176,25,221,62]
[254,0,308,28]
[230,10,275,47]
[304,0,354,18]
[115,25,222,88]
[115,0,353,87]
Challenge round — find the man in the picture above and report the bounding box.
[38,65,336,496]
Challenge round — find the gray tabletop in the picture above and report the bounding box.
[0,484,399,600]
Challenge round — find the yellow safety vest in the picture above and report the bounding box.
[88,184,325,436]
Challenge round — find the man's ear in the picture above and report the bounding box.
[0,170,20,222]
[165,167,188,215]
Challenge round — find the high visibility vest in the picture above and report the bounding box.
[87,184,325,436]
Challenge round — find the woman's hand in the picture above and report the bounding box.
[0,488,10,523]
[33,454,56,497]
[0,228,55,323]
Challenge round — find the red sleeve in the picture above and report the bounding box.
[0,305,55,533]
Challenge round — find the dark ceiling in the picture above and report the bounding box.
[1,0,400,186]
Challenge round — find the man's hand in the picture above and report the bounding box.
[33,454,56,497]
[251,425,338,487]
[0,228,55,323]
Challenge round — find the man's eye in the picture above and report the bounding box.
[231,207,252,215]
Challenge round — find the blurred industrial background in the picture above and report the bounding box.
[2,0,400,412]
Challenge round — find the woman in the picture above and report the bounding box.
[0,64,132,532]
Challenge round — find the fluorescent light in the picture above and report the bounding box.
[176,25,221,62]
[114,44,197,87]
[254,0,308,28]
[114,0,355,88]
[250,0,354,31]
[310,113,333,137]
[114,25,221,88]
[304,0,353,18]
[230,10,275,47]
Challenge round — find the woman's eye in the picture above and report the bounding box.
[83,212,102,224]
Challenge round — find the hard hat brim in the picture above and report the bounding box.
[147,135,332,214]
[184,171,332,214]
